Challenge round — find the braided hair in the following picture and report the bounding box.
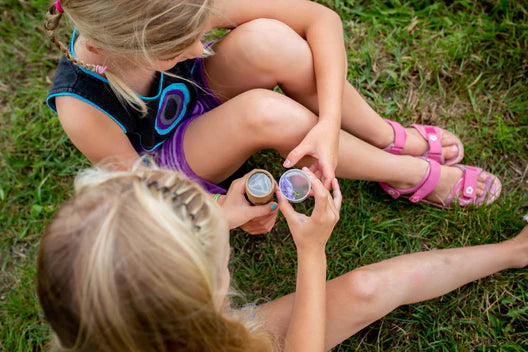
[43,0,211,115]
[37,165,276,351]
[44,2,103,74]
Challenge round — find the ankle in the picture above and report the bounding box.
[373,121,395,149]
[505,236,528,269]
[388,157,429,190]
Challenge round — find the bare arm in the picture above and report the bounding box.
[57,97,280,233]
[285,248,327,352]
[209,0,345,124]
[55,96,140,169]
[209,0,346,187]
[277,169,342,351]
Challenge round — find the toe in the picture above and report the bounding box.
[441,144,459,161]
[441,131,458,145]
[440,129,464,164]
[476,178,486,196]
[475,171,502,203]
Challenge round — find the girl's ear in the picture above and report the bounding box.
[85,41,106,55]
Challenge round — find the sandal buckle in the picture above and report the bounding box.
[387,189,400,198]
[409,196,421,203]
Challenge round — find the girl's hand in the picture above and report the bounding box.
[283,120,339,190]
[240,211,278,235]
[219,174,278,233]
[277,167,342,251]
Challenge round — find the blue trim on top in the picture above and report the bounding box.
[47,92,128,133]
[46,96,58,113]
[141,73,164,100]
[132,132,165,152]
[69,28,77,53]
[69,29,164,100]
[154,83,190,135]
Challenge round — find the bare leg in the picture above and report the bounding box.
[184,90,488,205]
[204,19,460,160]
[255,226,528,350]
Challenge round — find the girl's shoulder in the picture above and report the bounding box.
[46,57,131,123]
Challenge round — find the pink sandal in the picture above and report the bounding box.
[384,119,464,165]
[379,158,502,208]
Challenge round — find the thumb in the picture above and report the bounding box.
[248,202,277,219]
[275,185,298,223]
[283,145,309,168]
[226,175,247,196]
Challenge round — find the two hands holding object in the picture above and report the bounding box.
[277,168,342,249]
[220,119,339,233]
[283,120,339,190]
[218,174,279,234]
[219,167,342,235]
[221,115,339,234]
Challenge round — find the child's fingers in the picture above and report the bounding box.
[302,167,330,216]
[243,210,278,235]
[227,174,248,195]
[248,202,278,219]
[283,145,309,169]
[320,163,335,190]
[331,178,342,212]
[275,184,297,222]
[308,164,323,179]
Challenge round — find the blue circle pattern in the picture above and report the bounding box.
[155,83,190,135]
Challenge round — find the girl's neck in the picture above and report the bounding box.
[74,35,158,96]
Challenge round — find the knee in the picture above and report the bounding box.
[343,268,382,303]
[233,19,312,71]
[238,89,315,138]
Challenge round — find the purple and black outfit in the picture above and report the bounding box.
[47,30,226,193]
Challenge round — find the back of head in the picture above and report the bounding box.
[37,167,274,351]
[43,0,211,113]
[45,0,210,59]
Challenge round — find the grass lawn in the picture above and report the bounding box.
[1,0,527,350]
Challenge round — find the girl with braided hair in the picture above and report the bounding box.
[37,166,528,351]
[44,0,501,235]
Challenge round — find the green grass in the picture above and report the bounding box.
[1,0,527,350]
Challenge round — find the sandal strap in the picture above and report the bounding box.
[381,162,501,208]
[379,158,441,202]
[384,119,407,155]
[410,124,444,164]
[408,159,441,203]
[445,165,481,206]
[461,166,479,199]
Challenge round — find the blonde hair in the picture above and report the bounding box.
[44,0,210,115]
[37,166,276,351]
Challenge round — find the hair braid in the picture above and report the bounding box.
[43,0,211,116]
[44,3,104,75]
[144,175,211,234]
[44,3,149,115]
[39,165,280,351]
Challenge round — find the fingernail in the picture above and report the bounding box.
[451,145,458,152]
[283,160,291,167]
[271,202,277,210]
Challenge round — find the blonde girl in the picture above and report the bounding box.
[37,166,528,351]
[44,0,501,233]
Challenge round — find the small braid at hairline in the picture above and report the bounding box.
[144,174,211,233]
[44,4,101,75]
[43,3,149,115]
